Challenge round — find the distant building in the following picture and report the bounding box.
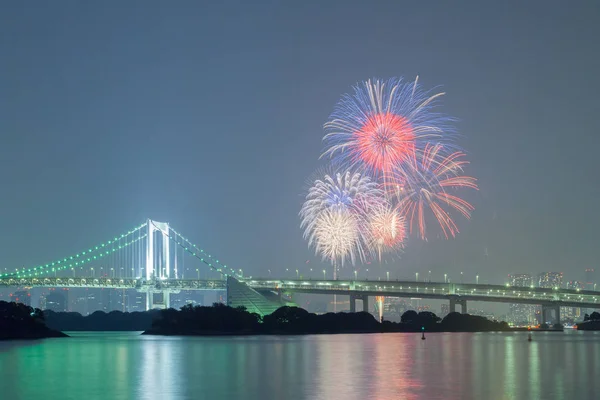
[11,290,31,306]
[86,289,102,314]
[46,291,67,312]
[170,291,204,310]
[584,268,596,290]
[72,291,89,315]
[114,289,129,312]
[129,291,146,312]
[538,272,563,289]
[468,308,496,320]
[563,281,585,322]
[508,274,534,325]
[509,274,532,287]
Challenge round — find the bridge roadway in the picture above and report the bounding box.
[2,276,599,312]
[0,277,226,291]
[242,278,600,311]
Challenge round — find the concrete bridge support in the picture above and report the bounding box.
[145,289,171,310]
[449,297,467,314]
[350,294,369,312]
[541,304,561,325]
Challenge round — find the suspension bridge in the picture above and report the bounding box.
[1,218,599,321]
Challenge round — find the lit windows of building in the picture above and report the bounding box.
[538,272,563,289]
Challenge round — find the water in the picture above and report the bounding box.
[1,331,599,400]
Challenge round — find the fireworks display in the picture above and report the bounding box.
[393,143,477,240]
[322,77,455,178]
[367,201,406,259]
[300,171,382,267]
[301,76,477,269]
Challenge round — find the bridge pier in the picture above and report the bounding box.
[144,289,172,310]
[449,297,467,314]
[350,294,368,312]
[541,304,561,325]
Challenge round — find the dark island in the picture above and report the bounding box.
[143,303,510,336]
[0,301,67,340]
[576,312,600,331]
[3,301,511,337]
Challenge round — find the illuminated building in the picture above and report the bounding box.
[129,292,146,312]
[538,272,563,288]
[509,274,532,287]
[563,281,585,322]
[508,274,534,325]
[170,291,204,310]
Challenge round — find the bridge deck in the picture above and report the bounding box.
[243,278,600,308]
[0,277,225,291]
[1,277,599,308]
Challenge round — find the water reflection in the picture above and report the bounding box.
[0,331,599,399]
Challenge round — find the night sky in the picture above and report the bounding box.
[1,2,599,285]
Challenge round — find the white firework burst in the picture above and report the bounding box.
[367,202,406,260]
[300,170,381,265]
[311,208,360,267]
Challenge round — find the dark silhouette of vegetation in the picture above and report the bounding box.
[146,303,261,335]
[578,311,600,330]
[0,301,67,340]
[44,309,160,331]
[144,305,510,336]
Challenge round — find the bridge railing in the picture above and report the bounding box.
[243,278,600,306]
[0,277,226,290]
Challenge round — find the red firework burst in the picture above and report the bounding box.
[354,112,415,174]
[391,144,478,240]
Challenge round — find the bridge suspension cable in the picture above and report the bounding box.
[148,221,239,279]
[1,222,148,278]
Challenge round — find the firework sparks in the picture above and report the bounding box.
[392,143,478,240]
[311,208,361,268]
[300,170,382,265]
[322,77,454,178]
[367,201,406,259]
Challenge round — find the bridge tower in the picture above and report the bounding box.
[142,218,177,310]
[145,219,170,280]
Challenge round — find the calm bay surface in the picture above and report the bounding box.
[1,331,599,400]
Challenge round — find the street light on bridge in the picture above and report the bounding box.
[296,269,299,278]
[387,271,390,281]
[444,273,447,283]
[196,268,200,279]
[476,274,479,285]
[91,267,94,278]
[323,270,326,280]
[354,270,357,280]
[415,272,419,282]
[428,271,431,282]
